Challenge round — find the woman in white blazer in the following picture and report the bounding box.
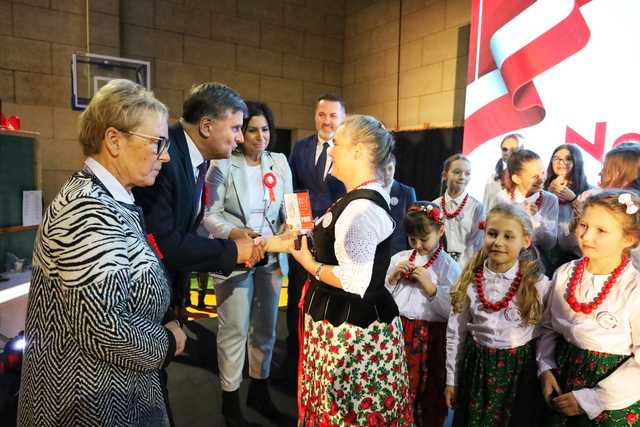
[204,101,293,426]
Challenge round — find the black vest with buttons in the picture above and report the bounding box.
[303,189,399,328]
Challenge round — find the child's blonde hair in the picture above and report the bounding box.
[450,203,545,324]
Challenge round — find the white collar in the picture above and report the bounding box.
[483,259,519,280]
[84,157,135,204]
[317,135,334,147]
[509,188,540,204]
[445,190,468,205]
[183,129,205,171]
[383,180,394,194]
[361,181,390,203]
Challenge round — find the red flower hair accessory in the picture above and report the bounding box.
[478,220,486,230]
[408,204,442,224]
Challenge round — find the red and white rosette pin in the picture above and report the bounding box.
[263,172,277,201]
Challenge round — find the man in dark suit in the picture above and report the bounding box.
[133,82,261,427]
[285,94,346,381]
[383,153,417,255]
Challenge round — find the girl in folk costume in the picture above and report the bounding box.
[445,203,550,427]
[490,149,560,253]
[288,115,413,426]
[433,154,485,268]
[538,189,640,426]
[543,144,591,268]
[573,142,640,270]
[385,201,461,427]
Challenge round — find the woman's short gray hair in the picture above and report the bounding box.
[341,114,395,175]
[78,79,168,156]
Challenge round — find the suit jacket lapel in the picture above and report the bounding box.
[170,123,197,226]
[230,154,250,225]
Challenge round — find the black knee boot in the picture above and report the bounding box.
[246,378,284,423]
[222,390,261,427]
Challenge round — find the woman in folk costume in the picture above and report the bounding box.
[538,189,640,426]
[433,153,485,268]
[288,115,413,426]
[445,203,550,427]
[386,201,461,427]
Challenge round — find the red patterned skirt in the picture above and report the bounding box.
[298,315,414,426]
[401,317,447,427]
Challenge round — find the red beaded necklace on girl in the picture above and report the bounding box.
[404,244,443,279]
[566,256,629,314]
[510,189,544,209]
[440,193,469,219]
[474,264,523,311]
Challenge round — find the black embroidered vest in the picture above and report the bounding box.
[303,189,399,328]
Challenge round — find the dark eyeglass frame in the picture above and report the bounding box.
[552,156,574,164]
[118,129,171,158]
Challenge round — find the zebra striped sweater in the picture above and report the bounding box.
[18,171,172,427]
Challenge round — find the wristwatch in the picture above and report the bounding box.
[314,263,324,281]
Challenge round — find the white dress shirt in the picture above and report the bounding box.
[432,191,485,268]
[537,260,640,420]
[84,157,135,204]
[318,183,394,298]
[183,129,206,213]
[490,188,559,251]
[385,249,461,322]
[446,260,550,386]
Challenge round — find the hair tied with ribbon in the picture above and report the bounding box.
[618,193,639,214]
[478,220,486,230]
[408,204,442,224]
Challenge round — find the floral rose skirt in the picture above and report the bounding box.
[401,317,447,427]
[548,340,640,426]
[298,315,414,426]
[453,337,544,427]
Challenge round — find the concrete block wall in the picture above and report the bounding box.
[0,0,119,206]
[0,0,344,204]
[121,0,345,138]
[343,0,470,130]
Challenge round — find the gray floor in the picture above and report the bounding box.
[167,310,297,427]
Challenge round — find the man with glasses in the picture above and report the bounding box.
[482,133,524,210]
[133,82,263,427]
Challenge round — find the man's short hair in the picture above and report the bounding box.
[316,93,346,112]
[183,82,248,124]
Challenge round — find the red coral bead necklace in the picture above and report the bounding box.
[474,264,522,311]
[566,256,629,314]
[404,244,442,280]
[440,192,469,219]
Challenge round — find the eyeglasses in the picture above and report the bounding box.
[552,156,573,164]
[118,129,171,158]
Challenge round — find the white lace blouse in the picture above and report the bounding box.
[318,183,394,298]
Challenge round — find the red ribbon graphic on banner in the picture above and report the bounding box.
[463,0,592,154]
